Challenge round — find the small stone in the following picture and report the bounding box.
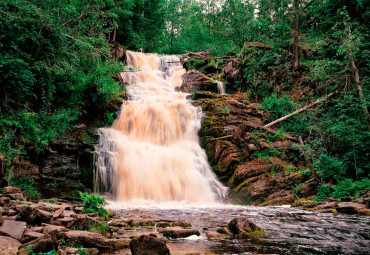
[3,186,21,194]
[53,207,65,218]
[42,224,67,235]
[130,235,170,255]
[0,236,21,255]
[160,228,200,239]
[206,231,225,240]
[0,197,10,207]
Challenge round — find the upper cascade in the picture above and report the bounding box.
[94,51,228,204]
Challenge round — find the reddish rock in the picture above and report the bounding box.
[3,186,21,194]
[0,236,21,255]
[181,70,218,93]
[52,207,65,218]
[0,220,27,240]
[130,235,170,255]
[60,230,129,250]
[227,217,266,238]
[336,202,367,214]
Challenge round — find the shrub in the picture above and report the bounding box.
[79,192,108,218]
[314,154,346,181]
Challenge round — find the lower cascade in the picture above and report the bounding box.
[94,51,228,203]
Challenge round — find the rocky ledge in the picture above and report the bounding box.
[0,186,268,254]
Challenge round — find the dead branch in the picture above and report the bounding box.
[63,34,109,60]
[263,91,338,129]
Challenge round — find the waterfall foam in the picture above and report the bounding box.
[94,51,228,204]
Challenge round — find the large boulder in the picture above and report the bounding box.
[227,217,266,238]
[0,236,21,255]
[0,220,27,240]
[181,70,218,93]
[222,60,243,83]
[130,235,170,255]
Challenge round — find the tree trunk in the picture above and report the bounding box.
[292,0,300,74]
[347,30,370,129]
[298,136,321,183]
[112,27,117,42]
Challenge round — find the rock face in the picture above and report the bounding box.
[181,70,219,93]
[0,236,21,255]
[227,217,266,238]
[130,235,170,255]
[193,92,312,205]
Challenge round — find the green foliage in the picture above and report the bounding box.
[0,0,124,163]
[89,221,109,235]
[316,179,370,201]
[314,154,346,181]
[79,192,108,218]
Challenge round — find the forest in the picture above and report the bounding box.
[1,0,369,204]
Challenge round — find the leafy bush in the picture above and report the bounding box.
[79,192,108,218]
[331,178,370,200]
[314,154,346,181]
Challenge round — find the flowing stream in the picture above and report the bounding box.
[94,52,369,254]
[94,51,227,204]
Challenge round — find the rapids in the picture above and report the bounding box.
[94,51,227,204]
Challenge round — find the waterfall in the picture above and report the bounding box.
[94,51,228,204]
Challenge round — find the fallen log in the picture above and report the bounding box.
[263,91,338,129]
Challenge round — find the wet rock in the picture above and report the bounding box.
[161,228,200,239]
[181,70,218,93]
[3,186,21,194]
[130,235,170,255]
[227,217,266,238]
[0,236,21,255]
[60,230,129,250]
[336,202,367,214]
[0,220,26,240]
[172,221,192,228]
[206,231,226,240]
[108,219,128,228]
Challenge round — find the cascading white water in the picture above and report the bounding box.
[94,51,228,204]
